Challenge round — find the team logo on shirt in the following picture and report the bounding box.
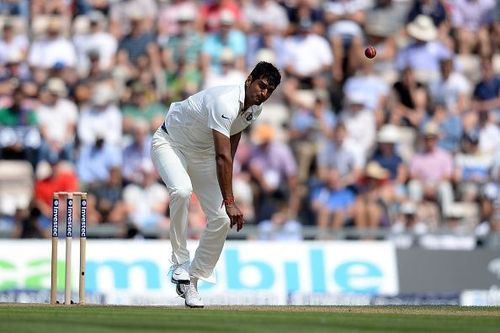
[242,110,253,122]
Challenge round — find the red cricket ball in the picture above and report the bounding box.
[364,46,377,59]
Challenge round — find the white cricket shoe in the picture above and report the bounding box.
[171,262,190,285]
[184,281,204,308]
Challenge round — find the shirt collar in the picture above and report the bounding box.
[238,82,245,111]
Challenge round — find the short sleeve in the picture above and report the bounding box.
[207,95,236,138]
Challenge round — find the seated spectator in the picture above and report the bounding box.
[13,206,48,239]
[281,18,332,104]
[110,0,158,38]
[343,57,389,126]
[429,58,471,115]
[408,122,454,216]
[28,16,77,69]
[202,10,246,75]
[406,0,451,47]
[389,66,428,128]
[472,56,500,122]
[164,57,203,104]
[199,0,243,33]
[256,200,302,241]
[0,86,40,165]
[370,124,407,185]
[407,0,447,29]
[451,0,496,57]
[396,15,452,83]
[88,166,127,224]
[0,0,28,16]
[122,82,164,134]
[389,201,429,248]
[365,0,405,84]
[476,110,500,155]
[245,25,286,72]
[31,0,72,17]
[160,6,203,71]
[73,11,118,73]
[36,78,78,163]
[284,0,324,35]
[249,123,299,222]
[157,0,200,41]
[122,120,152,185]
[311,168,355,236]
[288,93,335,183]
[203,49,246,89]
[0,48,30,91]
[316,122,363,188]
[477,151,500,238]
[323,0,369,82]
[454,131,493,202]
[123,162,169,231]
[76,134,122,188]
[77,83,122,146]
[424,102,463,153]
[33,160,79,222]
[339,91,376,159]
[242,0,289,36]
[117,12,157,66]
[0,20,28,66]
[352,161,393,231]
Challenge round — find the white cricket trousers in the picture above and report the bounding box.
[150,127,230,282]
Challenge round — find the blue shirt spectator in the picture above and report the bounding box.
[203,29,246,73]
[396,15,452,83]
[312,186,355,212]
[77,140,122,185]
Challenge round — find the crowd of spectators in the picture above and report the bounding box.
[0,0,499,247]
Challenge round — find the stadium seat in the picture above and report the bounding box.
[0,160,33,216]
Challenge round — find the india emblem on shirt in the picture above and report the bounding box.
[242,110,253,122]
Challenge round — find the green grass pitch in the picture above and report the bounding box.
[1,304,499,333]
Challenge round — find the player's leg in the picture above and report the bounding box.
[151,128,192,282]
[187,156,230,282]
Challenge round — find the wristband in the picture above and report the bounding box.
[223,197,235,206]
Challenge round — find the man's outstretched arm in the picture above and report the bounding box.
[213,129,244,231]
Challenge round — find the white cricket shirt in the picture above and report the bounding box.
[164,83,262,153]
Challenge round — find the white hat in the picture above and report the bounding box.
[128,11,145,21]
[219,10,235,25]
[46,78,67,97]
[407,15,437,42]
[88,10,106,23]
[422,122,440,137]
[220,48,235,64]
[177,7,195,22]
[255,48,276,64]
[377,125,400,143]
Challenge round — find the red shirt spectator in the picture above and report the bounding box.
[34,161,79,218]
[200,0,242,32]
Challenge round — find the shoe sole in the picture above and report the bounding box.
[171,277,190,285]
[185,302,204,308]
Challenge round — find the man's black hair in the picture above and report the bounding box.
[249,61,281,88]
